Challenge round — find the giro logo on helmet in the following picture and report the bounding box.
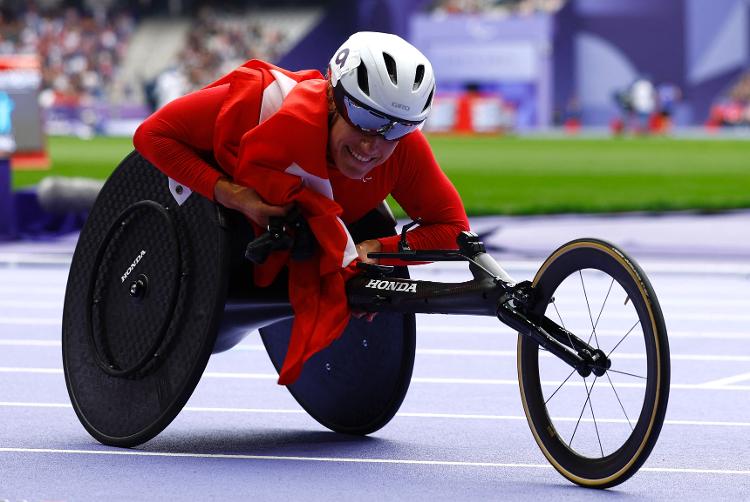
[392,102,410,111]
[121,249,146,283]
[365,279,418,293]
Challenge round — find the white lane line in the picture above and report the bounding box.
[3,367,750,391]
[411,259,750,276]
[423,311,750,322]
[4,310,750,329]
[417,325,750,339]
[700,372,750,387]
[2,297,750,310]
[3,257,750,276]
[5,328,750,341]
[0,253,72,264]
[0,318,62,326]
[0,287,65,296]
[3,339,750,363]
[0,367,64,374]
[0,447,748,475]
[0,340,62,347]
[0,300,61,309]
[3,401,750,428]
[415,349,750,363]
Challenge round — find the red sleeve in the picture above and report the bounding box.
[132,85,229,200]
[378,130,470,254]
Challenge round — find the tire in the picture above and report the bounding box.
[517,239,670,488]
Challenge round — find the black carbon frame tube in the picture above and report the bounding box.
[346,274,596,375]
[346,275,505,316]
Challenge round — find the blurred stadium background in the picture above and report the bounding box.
[0,0,749,238]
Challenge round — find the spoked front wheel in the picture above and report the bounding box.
[518,239,670,488]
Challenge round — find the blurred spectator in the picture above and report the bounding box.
[154,66,189,109]
[143,6,290,112]
[630,77,656,132]
[2,3,292,112]
[707,71,750,128]
[172,7,287,92]
[655,82,681,133]
[611,77,680,136]
[0,4,135,106]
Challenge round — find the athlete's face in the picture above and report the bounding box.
[328,114,399,179]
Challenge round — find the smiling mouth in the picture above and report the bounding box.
[346,146,375,163]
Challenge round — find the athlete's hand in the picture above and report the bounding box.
[356,239,382,264]
[214,178,292,227]
[352,239,382,322]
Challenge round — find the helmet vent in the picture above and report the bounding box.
[357,63,370,96]
[414,65,425,90]
[382,52,398,85]
[421,87,434,113]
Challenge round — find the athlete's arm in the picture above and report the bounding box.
[133,85,228,201]
[133,84,290,226]
[379,131,470,254]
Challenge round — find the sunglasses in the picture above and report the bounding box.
[333,85,423,141]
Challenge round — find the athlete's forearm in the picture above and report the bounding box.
[133,85,230,200]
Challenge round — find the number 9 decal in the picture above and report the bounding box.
[335,48,349,69]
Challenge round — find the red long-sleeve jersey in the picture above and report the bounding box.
[133,61,469,385]
[133,76,469,255]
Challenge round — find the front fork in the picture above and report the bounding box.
[499,282,611,378]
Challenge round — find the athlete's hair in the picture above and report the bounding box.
[326,79,338,127]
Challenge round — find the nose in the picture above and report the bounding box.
[359,134,383,154]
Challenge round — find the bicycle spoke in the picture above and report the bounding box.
[552,301,566,330]
[578,271,600,349]
[544,368,577,405]
[607,319,642,358]
[608,368,647,380]
[570,376,598,448]
[552,296,576,351]
[593,278,614,331]
[586,377,604,457]
[606,372,633,431]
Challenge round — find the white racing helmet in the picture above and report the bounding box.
[329,31,436,140]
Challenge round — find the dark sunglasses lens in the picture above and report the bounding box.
[343,95,421,140]
[381,122,420,140]
[343,96,390,131]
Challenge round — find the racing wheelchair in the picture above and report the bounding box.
[63,153,670,489]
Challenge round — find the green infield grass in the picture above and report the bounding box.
[11,134,750,216]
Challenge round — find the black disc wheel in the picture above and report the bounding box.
[517,239,670,488]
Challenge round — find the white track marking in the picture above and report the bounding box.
[4,257,750,274]
[0,300,62,308]
[410,259,750,276]
[0,339,62,347]
[0,317,62,325]
[2,401,750,428]
[700,372,750,387]
[2,297,749,309]
[0,253,72,265]
[0,286,65,296]
[0,367,63,374]
[2,367,749,390]
[0,447,748,475]
[4,309,750,327]
[417,325,750,339]
[3,339,750,363]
